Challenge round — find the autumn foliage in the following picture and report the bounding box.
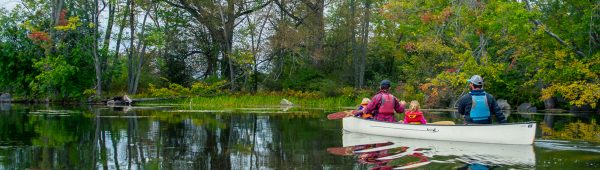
[27,31,50,42]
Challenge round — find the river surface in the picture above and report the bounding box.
[0,103,599,169]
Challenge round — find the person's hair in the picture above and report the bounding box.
[473,84,483,89]
[408,100,420,112]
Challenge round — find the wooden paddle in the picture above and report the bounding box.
[327,110,357,120]
[327,110,457,126]
[429,121,456,125]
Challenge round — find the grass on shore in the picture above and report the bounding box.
[137,95,361,109]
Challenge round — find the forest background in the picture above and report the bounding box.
[0,0,598,110]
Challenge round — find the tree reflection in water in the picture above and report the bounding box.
[1,105,599,169]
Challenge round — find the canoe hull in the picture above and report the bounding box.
[342,117,536,145]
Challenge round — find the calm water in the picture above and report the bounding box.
[0,103,599,170]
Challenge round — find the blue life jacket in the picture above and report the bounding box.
[470,93,490,121]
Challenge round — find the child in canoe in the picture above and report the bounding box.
[403,100,427,124]
[354,98,374,119]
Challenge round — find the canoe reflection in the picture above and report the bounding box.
[329,132,535,169]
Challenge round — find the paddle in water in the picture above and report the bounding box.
[327,110,357,120]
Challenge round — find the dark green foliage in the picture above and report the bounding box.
[0,0,597,108]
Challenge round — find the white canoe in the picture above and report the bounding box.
[342,132,536,167]
[342,117,536,145]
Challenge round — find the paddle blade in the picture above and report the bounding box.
[326,147,354,156]
[429,121,456,125]
[327,110,356,120]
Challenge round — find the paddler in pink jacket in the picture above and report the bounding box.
[356,80,406,122]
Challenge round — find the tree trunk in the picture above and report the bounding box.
[304,0,325,68]
[359,0,371,88]
[351,0,359,89]
[248,5,271,92]
[52,0,64,26]
[217,2,236,91]
[93,0,102,96]
[127,0,135,94]
[132,11,150,94]
[101,0,115,92]
[102,0,115,51]
[248,15,258,92]
[111,0,128,93]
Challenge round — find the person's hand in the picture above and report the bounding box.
[499,118,508,124]
[348,110,360,117]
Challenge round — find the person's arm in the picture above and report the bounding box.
[420,113,427,124]
[488,94,507,123]
[393,97,405,113]
[457,95,468,115]
[361,94,380,114]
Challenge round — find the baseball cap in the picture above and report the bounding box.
[467,75,483,85]
[380,80,391,88]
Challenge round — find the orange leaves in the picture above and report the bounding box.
[440,7,452,20]
[54,8,81,31]
[420,7,453,24]
[419,83,443,106]
[476,28,485,36]
[58,9,68,26]
[403,42,416,52]
[420,11,432,23]
[27,31,50,42]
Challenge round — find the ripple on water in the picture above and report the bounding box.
[535,140,600,153]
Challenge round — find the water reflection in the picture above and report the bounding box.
[0,104,599,169]
[330,132,536,169]
[0,104,348,169]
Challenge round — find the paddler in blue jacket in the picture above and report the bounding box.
[457,75,507,124]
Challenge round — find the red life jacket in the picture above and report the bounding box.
[405,111,423,124]
[378,93,395,115]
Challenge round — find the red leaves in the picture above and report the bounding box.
[440,7,452,21]
[58,9,68,26]
[27,31,49,42]
[445,68,457,73]
[403,42,416,52]
[421,7,452,24]
[420,11,432,23]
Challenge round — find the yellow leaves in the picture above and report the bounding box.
[541,81,600,108]
[542,120,600,142]
[20,20,37,32]
[54,16,81,31]
[83,89,96,96]
[553,50,569,68]
[406,37,453,55]
[232,50,254,66]
[452,37,471,49]
[379,1,410,20]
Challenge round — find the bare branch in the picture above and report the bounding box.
[274,0,304,24]
[236,0,273,18]
[523,0,585,57]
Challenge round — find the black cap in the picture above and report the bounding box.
[380,80,391,88]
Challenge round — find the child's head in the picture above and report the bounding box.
[408,100,420,111]
[361,98,371,106]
